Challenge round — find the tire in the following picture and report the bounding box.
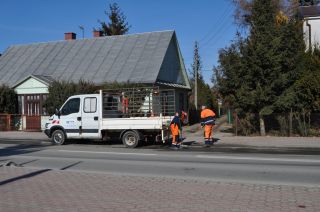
[122,131,140,148]
[51,130,66,145]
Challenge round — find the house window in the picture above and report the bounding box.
[25,94,41,115]
[20,94,49,115]
[18,95,24,114]
[42,94,48,115]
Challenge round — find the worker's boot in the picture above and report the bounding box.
[170,143,178,150]
[203,140,210,147]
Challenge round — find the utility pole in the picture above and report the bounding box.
[195,66,198,110]
[193,41,200,110]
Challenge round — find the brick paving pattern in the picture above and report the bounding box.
[0,167,319,212]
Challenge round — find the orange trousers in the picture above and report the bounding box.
[204,124,214,141]
[170,124,179,144]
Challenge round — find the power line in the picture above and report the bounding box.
[199,4,234,45]
[198,3,233,44]
[201,22,234,51]
[200,15,234,48]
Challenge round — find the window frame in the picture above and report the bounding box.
[60,98,80,116]
[83,97,97,113]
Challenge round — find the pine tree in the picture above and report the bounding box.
[238,0,282,135]
[97,3,130,36]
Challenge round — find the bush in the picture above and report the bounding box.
[44,80,96,115]
[0,85,17,114]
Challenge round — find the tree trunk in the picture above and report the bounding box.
[259,115,266,136]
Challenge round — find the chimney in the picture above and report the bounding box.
[93,30,103,38]
[64,32,76,40]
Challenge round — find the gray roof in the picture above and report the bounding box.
[299,5,320,18]
[0,30,189,88]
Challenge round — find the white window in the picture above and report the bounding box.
[84,97,97,113]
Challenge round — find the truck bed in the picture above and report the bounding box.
[101,116,172,130]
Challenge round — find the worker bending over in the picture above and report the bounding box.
[170,112,182,148]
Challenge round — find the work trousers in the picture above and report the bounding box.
[204,124,214,141]
[170,124,179,145]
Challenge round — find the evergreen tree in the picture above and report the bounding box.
[0,85,17,114]
[239,0,282,135]
[292,46,320,112]
[214,34,246,110]
[273,15,306,111]
[96,3,130,36]
[217,0,319,135]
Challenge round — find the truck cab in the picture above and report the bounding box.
[44,94,101,144]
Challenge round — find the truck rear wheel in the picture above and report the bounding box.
[51,130,66,145]
[122,131,140,148]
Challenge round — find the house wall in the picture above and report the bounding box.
[14,78,49,94]
[157,38,184,85]
[303,18,320,50]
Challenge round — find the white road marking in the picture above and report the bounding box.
[58,150,157,156]
[196,155,320,163]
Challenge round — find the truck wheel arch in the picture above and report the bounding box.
[121,130,143,148]
[50,126,67,138]
[120,130,143,141]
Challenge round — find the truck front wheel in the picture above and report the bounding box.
[122,131,140,148]
[51,130,66,145]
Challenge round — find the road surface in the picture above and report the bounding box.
[1,142,320,187]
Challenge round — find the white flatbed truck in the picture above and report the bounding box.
[44,87,175,148]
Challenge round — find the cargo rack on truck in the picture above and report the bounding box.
[101,87,176,118]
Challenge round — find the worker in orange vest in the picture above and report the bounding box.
[200,105,216,146]
[170,112,182,149]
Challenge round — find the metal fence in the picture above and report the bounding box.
[233,112,320,136]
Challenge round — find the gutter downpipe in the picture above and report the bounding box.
[306,20,312,50]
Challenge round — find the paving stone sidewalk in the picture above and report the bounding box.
[0,167,319,212]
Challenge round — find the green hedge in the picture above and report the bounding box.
[0,85,17,114]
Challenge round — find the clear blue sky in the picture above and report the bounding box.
[0,0,237,84]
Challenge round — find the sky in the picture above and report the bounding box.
[0,0,238,84]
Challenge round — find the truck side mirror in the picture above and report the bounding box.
[55,108,61,119]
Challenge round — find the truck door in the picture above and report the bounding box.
[59,97,81,138]
[81,97,100,138]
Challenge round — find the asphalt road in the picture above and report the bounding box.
[1,141,320,187]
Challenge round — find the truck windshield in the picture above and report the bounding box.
[61,98,80,115]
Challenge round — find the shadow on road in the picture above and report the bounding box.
[0,144,46,158]
[0,169,51,186]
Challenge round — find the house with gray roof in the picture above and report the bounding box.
[0,30,191,130]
